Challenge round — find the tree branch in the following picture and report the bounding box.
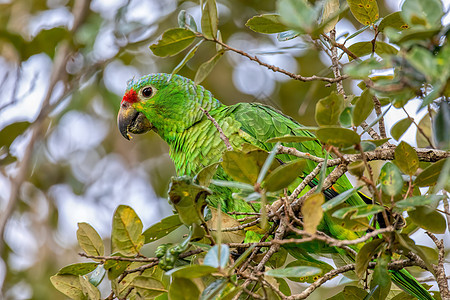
[197,33,347,83]
[425,232,450,298]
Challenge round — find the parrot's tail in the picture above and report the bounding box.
[391,268,434,300]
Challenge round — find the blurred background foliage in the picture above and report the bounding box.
[0,0,444,299]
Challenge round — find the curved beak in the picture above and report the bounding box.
[117,102,152,140]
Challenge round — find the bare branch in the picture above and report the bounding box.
[197,33,347,84]
[328,29,346,96]
[425,232,450,298]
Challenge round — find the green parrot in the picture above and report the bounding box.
[117,73,433,300]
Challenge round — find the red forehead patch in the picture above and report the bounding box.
[121,89,138,104]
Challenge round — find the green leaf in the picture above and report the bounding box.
[178,10,197,31]
[204,244,229,268]
[275,278,291,296]
[322,186,362,211]
[315,92,344,126]
[416,113,434,148]
[265,266,322,278]
[277,0,318,33]
[395,195,443,210]
[401,0,443,27]
[415,158,447,187]
[332,204,384,219]
[266,135,316,143]
[133,276,167,298]
[353,89,374,126]
[277,30,301,41]
[258,142,280,184]
[194,162,219,187]
[322,0,340,33]
[347,41,398,61]
[394,141,419,175]
[143,214,182,244]
[201,0,218,39]
[360,141,376,152]
[344,57,383,78]
[391,117,413,140]
[50,274,86,300]
[348,161,366,177]
[206,207,245,244]
[345,24,371,42]
[245,14,288,34]
[150,28,196,57]
[435,158,450,192]
[111,205,145,256]
[302,193,324,234]
[194,51,224,84]
[166,265,217,278]
[200,279,228,300]
[222,150,279,185]
[408,206,446,234]
[329,286,370,299]
[169,277,199,300]
[79,276,101,300]
[355,239,385,278]
[76,223,104,258]
[378,12,409,32]
[168,176,211,227]
[316,151,329,192]
[347,0,379,25]
[210,179,254,191]
[433,101,450,150]
[104,253,130,280]
[406,47,438,81]
[316,127,361,148]
[386,27,440,45]
[111,270,138,298]
[171,40,202,76]
[222,151,259,184]
[340,107,353,128]
[283,256,333,283]
[379,162,403,196]
[264,159,306,192]
[268,247,288,269]
[88,265,106,287]
[58,263,99,276]
[0,121,31,150]
[364,138,391,147]
[395,233,433,272]
[370,253,391,300]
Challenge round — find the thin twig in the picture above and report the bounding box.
[233,222,286,300]
[322,33,360,61]
[199,107,233,151]
[286,264,355,299]
[198,33,348,83]
[373,96,387,139]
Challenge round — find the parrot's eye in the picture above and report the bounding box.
[141,87,153,98]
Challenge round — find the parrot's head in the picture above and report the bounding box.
[118,73,219,141]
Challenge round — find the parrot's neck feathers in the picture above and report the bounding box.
[157,74,223,143]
